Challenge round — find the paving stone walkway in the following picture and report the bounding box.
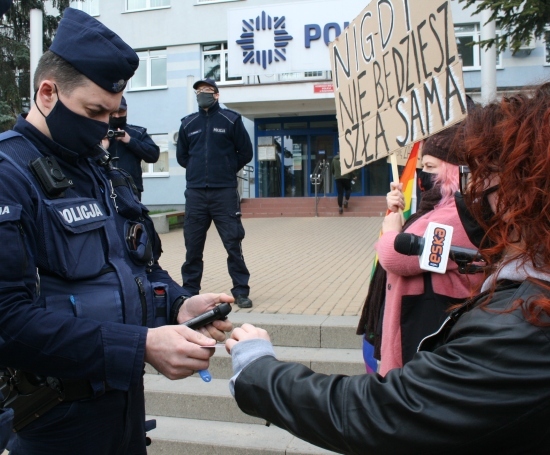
[158,217,384,316]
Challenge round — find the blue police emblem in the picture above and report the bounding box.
[111,79,126,93]
[236,11,293,70]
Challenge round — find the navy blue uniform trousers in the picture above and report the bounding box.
[182,187,250,297]
[8,387,147,455]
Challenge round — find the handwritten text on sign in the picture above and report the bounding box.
[329,0,467,173]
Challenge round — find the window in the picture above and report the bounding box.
[70,0,99,16]
[142,135,169,175]
[202,43,242,84]
[278,71,331,82]
[455,23,501,70]
[129,49,167,90]
[196,0,242,3]
[127,0,169,12]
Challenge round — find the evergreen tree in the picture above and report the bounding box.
[0,0,70,131]
[458,0,550,53]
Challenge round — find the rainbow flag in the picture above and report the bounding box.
[370,141,420,277]
[399,142,420,221]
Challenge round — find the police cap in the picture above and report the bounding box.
[50,8,139,93]
[193,78,219,93]
[119,96,128,111]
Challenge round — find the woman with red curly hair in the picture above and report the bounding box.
[225,84,550,455]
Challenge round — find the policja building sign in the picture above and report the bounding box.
[227,0,365,77]
[329,0,467,175]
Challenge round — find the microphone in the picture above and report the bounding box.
[393,222,483,274]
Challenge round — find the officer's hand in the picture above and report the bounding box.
[178,293,233,321]
[178,293,234,342]
[101,137,110,149]
[145,325,215,380]
[387,182,404,212]
[225,323,271,353]
[117,130,130,144]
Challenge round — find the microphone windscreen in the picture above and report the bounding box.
[394,233,422,256]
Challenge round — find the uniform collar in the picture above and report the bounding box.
[199,101,220,116]
[13,114,81,164]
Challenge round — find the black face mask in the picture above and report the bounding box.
[109,116,127,130]
[418,170,436,192]
[454,189,496,249]
[38,87,109,157]
[197,92,216,109]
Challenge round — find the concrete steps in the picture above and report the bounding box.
[145,313,365,454]
[241,196,387,218]
[147,416,338,455]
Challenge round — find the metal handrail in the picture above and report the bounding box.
[238,165,254,199]
[310,159,329,217]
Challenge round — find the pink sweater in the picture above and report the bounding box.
[376,199,484,376]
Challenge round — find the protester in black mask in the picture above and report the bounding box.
[176,78,254,309]
[106,96,160,201]
[225,84,550,455]
[357,124,483,376]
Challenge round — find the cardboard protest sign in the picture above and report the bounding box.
[387,141,422,168]
[329,0,467,174]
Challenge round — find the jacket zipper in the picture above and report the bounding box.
[135,277,147,326]
[205,112,209,186]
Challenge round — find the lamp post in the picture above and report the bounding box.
[29,8,43,104]
[480,8,497,105]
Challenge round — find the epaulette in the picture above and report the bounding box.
[180,112,199,122]
[220,107,241,118]
[180,112,200,128]
[126,124,146,134]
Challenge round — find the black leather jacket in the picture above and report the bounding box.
[235,279,550,454]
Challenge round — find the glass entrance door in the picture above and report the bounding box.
[281,135,307,197]
[309,134,337,196]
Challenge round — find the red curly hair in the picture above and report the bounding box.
[456,83,550,323]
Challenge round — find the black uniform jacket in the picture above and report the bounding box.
[235,279,550,455]
[107,124,159,193]
[176,102,253,189]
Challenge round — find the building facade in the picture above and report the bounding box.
[68,0,550,209]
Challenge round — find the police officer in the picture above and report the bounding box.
[177,78,254,308]
[107,96,160,200]
[0,1,14,449]
[0,8,232,454]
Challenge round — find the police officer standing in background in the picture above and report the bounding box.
[0,9,233,454]
[177,78,254,308]
[107,96,160,200]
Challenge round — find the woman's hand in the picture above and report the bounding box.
[225,323,271,353]
[387,182,404,213]
[382,212,403,234]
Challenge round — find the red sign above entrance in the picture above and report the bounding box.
[313,83,334,93]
